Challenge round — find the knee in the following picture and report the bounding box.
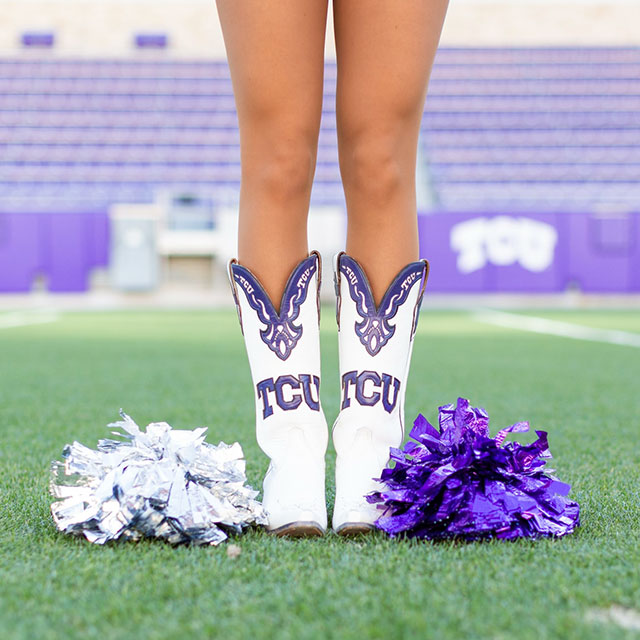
[247,137,316,201]
[341,135,406,203]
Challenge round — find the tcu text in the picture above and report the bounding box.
[450,216,558,274]
[257,374,320,419]
[341,369,400,414]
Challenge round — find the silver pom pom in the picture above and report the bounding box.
[50,410,268,545]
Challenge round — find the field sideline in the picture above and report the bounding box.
[1,308,639,639]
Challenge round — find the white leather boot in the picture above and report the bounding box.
[228,250,328,536]
[332,251,429,535]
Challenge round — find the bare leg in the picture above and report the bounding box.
[215,0,329,310]
[332,0,450,306]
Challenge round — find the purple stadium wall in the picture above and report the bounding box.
[418,211,640,293]
[0,211,638,293]
[0,212,109,292]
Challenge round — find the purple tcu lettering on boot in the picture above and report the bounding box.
[232,255,318,361]
[300,373,320,411]
[257,378,276,418]
[356,370,381,406]
[341,370,357,409]
[339,255,425,356]
[340,369,401,414]
[381,373,400,413]
[275,374,302,412]
[257,374,321,419]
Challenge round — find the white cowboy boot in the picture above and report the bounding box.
[228,250,328,536]
[332,251,429,535]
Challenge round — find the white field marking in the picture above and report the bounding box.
[0,310,59,330]
[472,308,640,348]
[586,606,640,632]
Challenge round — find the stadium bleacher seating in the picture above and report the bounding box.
[1,47,638,213]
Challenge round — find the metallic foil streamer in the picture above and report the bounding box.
[50,410,268,545]
[367,397,580,541]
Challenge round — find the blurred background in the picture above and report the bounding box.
[0,0,638,309]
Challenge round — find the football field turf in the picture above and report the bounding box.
[1,307,639,639]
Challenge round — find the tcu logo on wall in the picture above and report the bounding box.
[256,374,320,419]
[450,216,558,274]
[341,369,401,414]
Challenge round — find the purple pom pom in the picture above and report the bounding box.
[367,397,580,541]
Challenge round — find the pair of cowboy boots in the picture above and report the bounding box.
[228,249,429,536]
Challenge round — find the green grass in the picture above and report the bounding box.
[1,308,639,640]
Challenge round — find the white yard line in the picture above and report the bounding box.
[0,310,59,330]
[472,309,640,348]
[586,606,640,632]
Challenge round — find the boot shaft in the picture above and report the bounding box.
[228,251,324,425]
